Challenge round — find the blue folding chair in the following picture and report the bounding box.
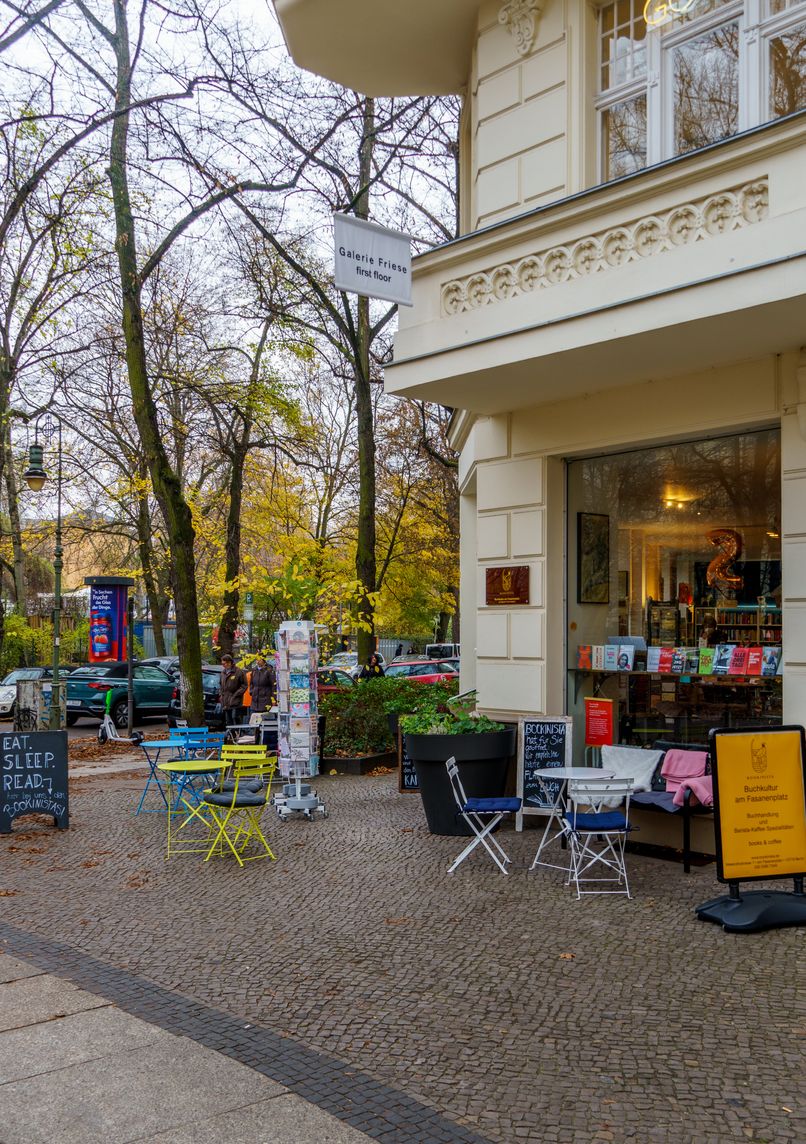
[168,732,227,807]
[445,757,522,874]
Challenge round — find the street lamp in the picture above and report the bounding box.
[23,415,63,731]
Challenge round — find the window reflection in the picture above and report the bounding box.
[673,22,739,155]
[603,95,648,179]
[770,23,806,117]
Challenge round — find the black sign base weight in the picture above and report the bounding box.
[696,889,806,933]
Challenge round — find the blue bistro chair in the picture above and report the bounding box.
[445,757,522,874]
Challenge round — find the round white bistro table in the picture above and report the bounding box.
[529,766,615,872]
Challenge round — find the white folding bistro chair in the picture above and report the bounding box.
[564,777,634,899]
[445,757,522,874]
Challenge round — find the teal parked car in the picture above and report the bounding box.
[66,662,175,727]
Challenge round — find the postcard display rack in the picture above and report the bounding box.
[272,620,327,821]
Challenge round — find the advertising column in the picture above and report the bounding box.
[84,576,135,663]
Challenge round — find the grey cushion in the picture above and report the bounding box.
[203,790,266,808]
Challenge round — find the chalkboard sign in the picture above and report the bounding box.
[516,717,573,830]
[398,729,419,793]
[0,730,69,833]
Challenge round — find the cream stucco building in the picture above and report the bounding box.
[275,0,806,752]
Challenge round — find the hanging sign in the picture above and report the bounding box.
[585,697,614,747]
[333,214,413,307]
[711,726,806,883]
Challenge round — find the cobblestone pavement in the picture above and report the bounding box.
[0,769,804,1144]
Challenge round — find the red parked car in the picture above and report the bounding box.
[383,658,459,684]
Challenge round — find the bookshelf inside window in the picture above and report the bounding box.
[693,604,782,646]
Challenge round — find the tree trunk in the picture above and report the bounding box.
[3,424,26,614]
[217,439,247,660]
[135,473,166,655]
[107,0,203,721]
[354,97,377,666]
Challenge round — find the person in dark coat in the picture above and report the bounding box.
[219,654,247,728]
[358,653,385,680]
[249,653,275,714]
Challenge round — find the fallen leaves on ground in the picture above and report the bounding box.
[558,952,575,960]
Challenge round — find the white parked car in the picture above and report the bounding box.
[0,667,55,719]
[324,651,386,679]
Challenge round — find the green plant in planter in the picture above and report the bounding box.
[399,710,506,735]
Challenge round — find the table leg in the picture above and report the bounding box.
[135,752,168,815]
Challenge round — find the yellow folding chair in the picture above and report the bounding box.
[200,744,277,866]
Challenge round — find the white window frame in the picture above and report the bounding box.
[596,0,806,180]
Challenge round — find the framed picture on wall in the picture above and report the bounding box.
[578,512,610,604]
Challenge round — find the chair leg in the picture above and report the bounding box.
[683,804,691,874]
[448,813,509,874]
[568,831,631,897]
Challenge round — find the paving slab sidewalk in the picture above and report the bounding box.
[0,954,371,1144]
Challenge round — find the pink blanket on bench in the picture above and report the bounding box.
[661,749,708,793]
[672,775,713,808]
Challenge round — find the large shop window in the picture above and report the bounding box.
[598,0,806,181]
[567,429,782,748]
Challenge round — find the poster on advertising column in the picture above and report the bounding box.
[85,578,132,663]
[711,726,806,884]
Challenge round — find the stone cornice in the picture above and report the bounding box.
[442,179,769,315]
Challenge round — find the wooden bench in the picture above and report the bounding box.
[601,740,713,873]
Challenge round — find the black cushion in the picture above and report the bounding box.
[213,779,262,794]
[203,790,266,808]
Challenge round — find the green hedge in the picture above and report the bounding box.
[319,676,460,756]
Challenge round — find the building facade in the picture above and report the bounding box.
[275,0,806,751]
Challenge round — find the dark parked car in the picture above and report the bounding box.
[140,656,180,679]
[66,662,175,727]
[316,668,356,695]
[168,666,224,729]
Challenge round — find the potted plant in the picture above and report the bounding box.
[401,694,516,836]
[318,679,396,774]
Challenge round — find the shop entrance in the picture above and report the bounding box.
[567,428,782,753]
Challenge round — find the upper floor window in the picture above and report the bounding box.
[598,0,806,180]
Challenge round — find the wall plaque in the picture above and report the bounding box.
[485,565,529,606]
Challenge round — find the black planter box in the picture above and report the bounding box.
[404,728,516,836]
[323,750,397,776]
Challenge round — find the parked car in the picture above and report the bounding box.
[383,658,459,684]
[66,662,175,727]
[168,665,225,729]
[316,668,356,695]
[0,667,55,720]
[139,656,180,679]
[323,651,386,679]
[424,642,460,660]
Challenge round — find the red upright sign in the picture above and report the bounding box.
[585,697,614,747]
